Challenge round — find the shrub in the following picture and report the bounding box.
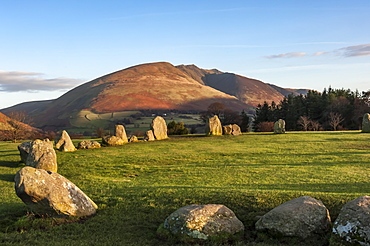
[255,122,274,132]
[167,121,189,135]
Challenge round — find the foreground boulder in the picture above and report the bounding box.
[332,196,370,245]
[77,140,101,149]
[255,196,331,243]
[151,116,168,140]
[18,141,32,163]
[26,139,57,173]
[362,113,370,133]
[144,130,155,141]
[205,115,222,136]
[55,130,76,152]
[14,166,97,217]
[223,124,242,135]
[158,204,244,243]
[274,119,286,134]
[102,125,128,146]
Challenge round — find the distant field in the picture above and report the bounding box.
[68,110,204,135]
[1,131,369,245]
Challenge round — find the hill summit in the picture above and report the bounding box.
[1,62,309,129]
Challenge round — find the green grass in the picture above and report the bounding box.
[1,131,370,245]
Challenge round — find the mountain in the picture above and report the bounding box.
[1,62,310,129]
[267,84,310,97]
[0,112,37,131]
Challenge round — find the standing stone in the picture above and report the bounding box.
[274,119,286,134]
[129,135,139,142]
[362,113,370,133]
[255,196,331,241]
[18,141,32,163]
[332,196,370,245]
[55,130,76,152]
[205,115,222,135]
[26,139,57,173]
[223,124,242,135]
[102,125,128,146]
[151,116,168,140]
[14,166,97,217]
[158,204,244,242]
[144,130,155,141]
[77,140,101,149]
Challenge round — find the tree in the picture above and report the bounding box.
[167,121,189,135]
[240,110,250,132]
[297,116,310,131]
[329,112,344,131]
[5,111,34,142]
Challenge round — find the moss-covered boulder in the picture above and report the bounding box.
[158,204,244,243]
[274,119,286,134]
[26,139,57,173]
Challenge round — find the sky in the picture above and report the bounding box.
[1,0,370,109]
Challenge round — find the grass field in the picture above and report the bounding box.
[1,131,370,245]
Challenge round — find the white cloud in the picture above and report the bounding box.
[0,70,83,92]
[265,52,307,59]
[338,43,370,57]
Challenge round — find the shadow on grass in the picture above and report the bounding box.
[0,174,15,182]
[0,160,22,168]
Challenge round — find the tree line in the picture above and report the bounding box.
[254,88,370,131]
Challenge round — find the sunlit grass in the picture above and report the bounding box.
[1,131,370,245]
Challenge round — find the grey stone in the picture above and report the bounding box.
[151,116,168,140]
[332,195,370,245]
[55,130,76,152]
[15,166,97,217]
[274,119,286,134]
[223,124,241,135]
[18,141,32,163]
[205,115,222,135]
[255,196,331,240]
[77,140,101,149]
[26,139,57,173]
[362,113,370,133]
[160,204,244,242]
[144,130,155,141]
[129,135,139,142]
[102,125,128,146]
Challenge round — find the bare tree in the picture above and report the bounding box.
[298,116,310,131]
[309,120,322,131]
[329,112,344,131]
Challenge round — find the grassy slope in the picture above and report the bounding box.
[1,131,370,245]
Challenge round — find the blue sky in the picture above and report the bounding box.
[1,0,369,109]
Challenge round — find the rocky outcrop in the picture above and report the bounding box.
[14,166,97,217]
[77,140,101,149]
[18,141,31,163]
[223,124,242,135]
[332,196,370,245]
[274,119,286,134]
[255,196,331,242]
[205,115,222,135]
[151,116,168,140]
[26,139,57,173]
[362,113,370,133]
[144,130,155,141]
[129,135,139,143]
[55,130,76,152]
[102,125,128,146]
[158,204,244,242]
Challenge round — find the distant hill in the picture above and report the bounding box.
[267,83,310,97]
[0,112,37,131]
[1,62,310,130]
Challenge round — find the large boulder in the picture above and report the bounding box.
[18,141,32,163]
[158,204,244,242]
[205,115,222,135]
[362,113,370,133]
[77,140,101,149]
[223,124,242,136]
[274,119,286,134]
[14,166,97,217]
[102,125,128,146]
[255,196,331,242]
[144,130,155,141]
[55,130,76,152]
[151,116,168,140]
[26,139,57,173]
[332,196,370,245]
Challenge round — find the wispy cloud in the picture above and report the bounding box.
[265,52,307,59]
[0,71,83,92]
[338,43,370,57]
